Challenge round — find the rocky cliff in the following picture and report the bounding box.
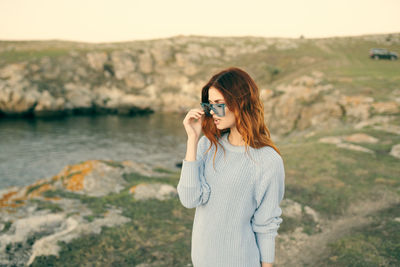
[1,34,399,136]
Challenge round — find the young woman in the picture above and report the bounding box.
[177,67,285,267]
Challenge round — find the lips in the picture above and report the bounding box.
[214,119,220,124]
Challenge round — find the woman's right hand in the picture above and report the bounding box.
[183,108,205,140]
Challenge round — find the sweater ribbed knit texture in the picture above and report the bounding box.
[177,132,285,267]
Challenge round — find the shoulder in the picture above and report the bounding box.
[257,145,285,181]
[259,145,283,165]
[198,135,212,154]
[199,135,211,147]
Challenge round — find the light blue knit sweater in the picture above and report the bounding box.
[177,132,285,267]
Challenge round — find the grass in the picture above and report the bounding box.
[1,34,398,266]
[33,171,194,267]
[28,122,399,266]
[280,126,400,219]
[317,204,400,267]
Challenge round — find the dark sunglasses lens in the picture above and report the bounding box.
[201,103,212,116]
[213,104,224,116]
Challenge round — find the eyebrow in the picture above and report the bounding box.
[209,99,224,103]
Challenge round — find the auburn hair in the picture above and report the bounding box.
[200,67,281,170]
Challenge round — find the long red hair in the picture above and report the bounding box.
[200,67,281,169]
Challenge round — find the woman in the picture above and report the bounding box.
[177,67,285,267]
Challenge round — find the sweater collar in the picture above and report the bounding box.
[220,132,247,153]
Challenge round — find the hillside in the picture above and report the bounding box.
[0,33,399,266]
[1,33,399,136]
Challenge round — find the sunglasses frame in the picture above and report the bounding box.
[200,102,226,117]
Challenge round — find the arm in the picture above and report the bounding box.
[262,263,273,267]
[251,154,285,265]
[176,135,211,208]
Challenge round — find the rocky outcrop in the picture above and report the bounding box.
[1,36,399,136]
[317,133,383,155]
[129,183,177,201]
[0,159,172,266]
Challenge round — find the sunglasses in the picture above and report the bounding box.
[200,102,226,117]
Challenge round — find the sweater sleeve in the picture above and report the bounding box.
[251,152,285,263]
[176,135,211,209]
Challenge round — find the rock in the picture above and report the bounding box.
[371,101,399,114]
[64,83,93,109]
[52,160,128,197]
[138,52,153,74]
[342,133,379,143]
[318,136,342,144]
[297,101,343,131]
[151,44,173,66]
[130,183,177,201]
[86,52,108,71]
[260,89,274,101]
[34,90,66,116]
[160,93,197,113]
[354,115,393,129]
[339,95,374,122]
[336,143,374,154]
[111,51,137,79]
[372,124,400,135]
[26,216,77,265]
[389,144,400,159]
[124,72,146,89]
[0,80,40,115]
[0,158,164,266]
[281,199,302,218]
[0,208,130,266]
[304,206,319,222]
[0,62,28,84]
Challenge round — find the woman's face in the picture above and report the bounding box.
[208,87,236,130]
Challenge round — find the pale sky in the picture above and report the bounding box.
[0,0,399,43]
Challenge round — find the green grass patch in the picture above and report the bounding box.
[317,204,400,267]
[29,199,63,213]
[279,125,400,219]
[32,194,195,266]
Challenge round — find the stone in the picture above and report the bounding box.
[86,52,108,71]
[64,83,93,109]
[34,90,66,116]
[304,206,319,222]
[342,133,379,143]
[372,124,400,135]
[389,144,400,159]
[297,101,343,131]
[339,95,374,122]
[111,51,136,79]
[151,44,173,66]
[281,199,302,218]
[371,102,399,114]
[124,72,146,89]
[130,183,177,201]
[336,143,375,154]
[138,52,153,74]
[354,116,393,129]
[318,136,342,144]
[52,160,128,197]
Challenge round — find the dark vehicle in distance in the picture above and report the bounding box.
[370,48,398,60]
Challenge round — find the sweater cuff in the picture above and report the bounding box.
[256,233,276,263]
[180,159,201,187]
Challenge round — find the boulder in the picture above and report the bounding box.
[129,183,177,201]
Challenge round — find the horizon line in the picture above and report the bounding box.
[0,31,399,45]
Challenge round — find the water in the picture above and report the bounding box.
[0,112,189,189]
